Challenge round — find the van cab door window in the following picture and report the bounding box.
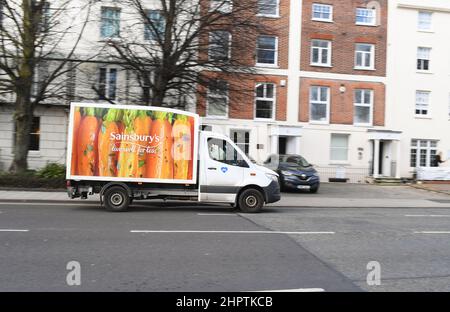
[207,138,249,168]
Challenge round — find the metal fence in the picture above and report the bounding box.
[315,166,371,184]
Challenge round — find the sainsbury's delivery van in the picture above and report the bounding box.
[66,103,280,212]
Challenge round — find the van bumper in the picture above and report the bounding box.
[263,180,281,204]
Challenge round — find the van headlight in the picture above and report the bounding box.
[265,173,278,182]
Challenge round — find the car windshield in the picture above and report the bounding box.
[281,155,311,167]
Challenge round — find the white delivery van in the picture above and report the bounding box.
[66,103,280,212]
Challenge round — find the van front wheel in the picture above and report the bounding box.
[104,186,130,212]
[238,189,264,213]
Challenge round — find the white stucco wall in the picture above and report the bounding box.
[386,0,450,177]
[0,106,68,171]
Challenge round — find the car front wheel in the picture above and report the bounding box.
[310,184,319,193]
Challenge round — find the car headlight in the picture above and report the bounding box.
[281,170,294,176]
[312,172,319,177]
[265,173,278,182]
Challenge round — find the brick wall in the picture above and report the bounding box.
[230,0,290,69]
[257,0,290,69]
[299,78,385,126]
[197,72,287,121]
[198,0,290,69]
[300,0,388,76]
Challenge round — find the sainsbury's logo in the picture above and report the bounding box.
[110,132,160,144]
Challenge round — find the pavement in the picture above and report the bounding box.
[411,182,450,196]
[1,182,449,208]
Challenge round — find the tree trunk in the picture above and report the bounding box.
[151,73,167,107]
[10,93,33,173]
[8,0,37,173]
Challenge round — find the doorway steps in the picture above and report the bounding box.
[367,177,410,185]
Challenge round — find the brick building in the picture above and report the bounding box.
[200,0,391,182]
[1,0,447,181]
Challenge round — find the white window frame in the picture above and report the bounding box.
[230,129,251,156]
[256,35,278,67]
[309,86,330,124]
[353,89,373,126]
[415,90,430,117]
[257,0,280,18]
[355,43,375,70]
[417,47,431,72]
[355,7,376,26]
[208,31,232,61]
[98,67,118,101]
[310,39,332,67]
[254,83,276,120]
[209,0,233,13]
[206,80,229,118]
[100,7,121,39]
[312,3,333,22]
[144,10,165,41]
[330,134,349,163]
[418,11,432,31]
[410,139,438,167]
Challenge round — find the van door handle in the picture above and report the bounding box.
[208,167,217,170]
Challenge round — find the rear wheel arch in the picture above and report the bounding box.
[100,182,132,198]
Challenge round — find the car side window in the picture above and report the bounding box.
[207,138,249,168]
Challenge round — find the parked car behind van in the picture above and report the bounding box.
[263,154,320,193]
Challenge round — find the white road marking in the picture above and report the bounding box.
[130,230,335,235]
[0,202,99,206]
[406,215,450,217]
[414,231,450,234]
[0,229,29,232]
[254,288,325,292]
[197,213,237,216]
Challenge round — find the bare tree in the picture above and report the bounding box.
[102,0,271,108]
[0,0,93,173]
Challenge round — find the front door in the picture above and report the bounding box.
[378,141,384,175]
[202,135,247,202]
[279,137,287,155]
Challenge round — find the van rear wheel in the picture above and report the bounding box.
[238,189,264,213]
[104,186,130,212]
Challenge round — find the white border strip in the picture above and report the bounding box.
[406,215,450,218]
[197,213,238,216]
[130,230,335,235]
[0,229,29,232]
[414,231,450,234]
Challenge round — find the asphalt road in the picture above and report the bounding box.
[0,200,449,292]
